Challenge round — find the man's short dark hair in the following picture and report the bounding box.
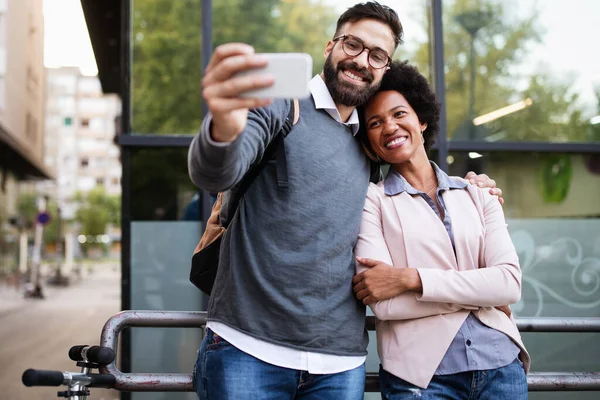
[335,2,404,49]
[358,60,441,154]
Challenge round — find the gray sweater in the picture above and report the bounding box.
[188,97,370,356]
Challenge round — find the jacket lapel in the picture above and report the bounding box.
[389,192,458,271]
[443,188,486,272]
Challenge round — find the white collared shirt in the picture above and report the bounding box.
[206,75,365,374]
[308,74,360,135]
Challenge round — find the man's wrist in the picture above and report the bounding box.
[210,113,243,143]
[210,124,239,143]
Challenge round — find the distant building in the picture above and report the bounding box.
[41,67,121,220]
[0,0,49,272]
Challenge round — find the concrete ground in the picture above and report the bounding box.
[0,264,121,400]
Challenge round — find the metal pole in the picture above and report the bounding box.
[200,0,214,224]
[468,33,476,139]
[527,372,600,391]
[119,3,133,399]
[99,310,207,392]
[201,0,213,120]
[431,0,448,171]
[98,311,600,392]
[366,316,600,332]
[518,317,600,332]
[29,195,47,298]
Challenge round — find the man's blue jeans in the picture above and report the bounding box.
[193,328,366,399]
[379,358,528,399]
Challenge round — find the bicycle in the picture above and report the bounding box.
[22,345,116,399]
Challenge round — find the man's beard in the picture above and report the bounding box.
[323,54,380,107]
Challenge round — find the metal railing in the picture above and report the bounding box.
[99,310,600,392]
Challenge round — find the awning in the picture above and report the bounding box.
[80,0,121,95]
[0,123,54,181]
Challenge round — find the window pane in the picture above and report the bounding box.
[130,0,431,135]
[129,148,206,400]
[448,151,600,399]
[131,0,203,135]
[443,0,600,143]
[448,152,599,218]
[130,148,202,221]
[130,220,205,400]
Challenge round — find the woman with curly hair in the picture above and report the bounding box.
[353,61,531,399]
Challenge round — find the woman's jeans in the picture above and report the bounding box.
[379,358,528,399]
[193,328,366,400]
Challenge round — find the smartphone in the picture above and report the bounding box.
[237,53,313,99]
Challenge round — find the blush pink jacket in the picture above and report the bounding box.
[355,180,531,389]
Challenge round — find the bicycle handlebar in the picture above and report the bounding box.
[68,345,115,365]
[22,369,116,388]
[22,369,65,387]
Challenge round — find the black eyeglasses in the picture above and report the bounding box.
[332,35,392,69]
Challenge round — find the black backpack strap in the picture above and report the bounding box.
[223,99,298,227]
[275,98,299,188]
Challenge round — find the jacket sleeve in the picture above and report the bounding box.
[355,184,478,321]
[416,188,522,307]
[187,100,289,193]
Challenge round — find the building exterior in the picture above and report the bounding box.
[42,67,121,221]
[0,0,49,274]
[81,1,600,399]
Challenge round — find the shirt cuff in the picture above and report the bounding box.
[202,114,233,148]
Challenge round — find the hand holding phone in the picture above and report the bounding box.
[202,45,312,143]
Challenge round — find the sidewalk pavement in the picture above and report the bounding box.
[0,279,59,317]
[0,263,120,317]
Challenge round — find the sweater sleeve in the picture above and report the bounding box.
[187,100,289,193]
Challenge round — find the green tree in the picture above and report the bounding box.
[131,0,337,135]
[17,193,37,229]
[43,201,59,245]
[496,74,589,142]
[74,187,120,253]
[411,0,590,143]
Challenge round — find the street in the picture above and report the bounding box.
[0,265,121,400]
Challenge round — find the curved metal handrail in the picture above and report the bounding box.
[100,310,600,392]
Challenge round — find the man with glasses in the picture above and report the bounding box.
[188,2,500,399]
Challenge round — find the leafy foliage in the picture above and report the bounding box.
[410,0,593,143]
[131,0,338,135]
[74,187,120,237]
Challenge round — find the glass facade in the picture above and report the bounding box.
[129,0,431,135]
[130,148,199,221]
[443,0,600,143]
[449,151,600,400]
[448,152,600,218]
[130,221,203,400]
[128,148,207,400]
[130,0,203,135]
[120,1,600,399]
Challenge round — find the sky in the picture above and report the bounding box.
[43,0,97,76]
[43,0,599,115]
